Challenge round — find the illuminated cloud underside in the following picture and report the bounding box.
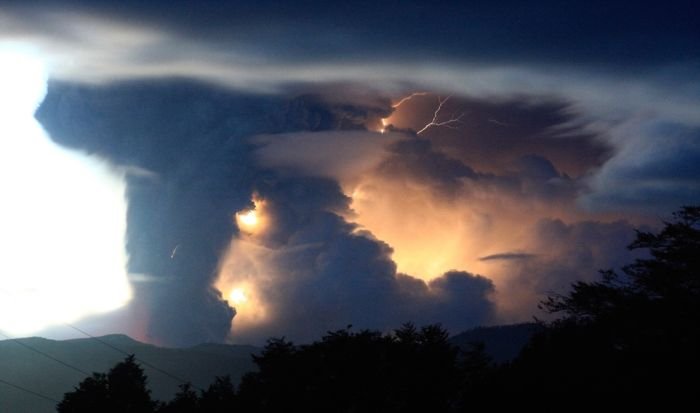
[0,45,131,336]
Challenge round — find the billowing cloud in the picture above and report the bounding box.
[35,80,273,345]
[3,1,697,346]
[38,79,491,345]
[581,122,700,212]
[252,95,644,325]
[254,130,401,184]
[215,175,495,343]
[382,95,613,177]
[34,77,697,345]
[0,1,698,128]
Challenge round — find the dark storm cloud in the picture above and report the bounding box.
[257,93,603,200]
[423,271,495,328]
[35,81,264,345]
[254,130,402,182]
[3,0,698,135]
[36,80,497,345]
[376,139,478,194]
[369,135,579,202]
[386,94,612,177]
[33,77,698,345]
[6,0,696,345]
[5,0,699,69]
[35,80,395,346]
[452,216,644,323]
[581,124,700,213]
[479,253,536,262]
[496,218,641,312]
[392,271,496,333]
[250,94,664,324]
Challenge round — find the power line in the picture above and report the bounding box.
[0,289,89,377]
[65,323,202,391]
[0,377,59,404]
[0,288,202,391]
[0,331,90,376]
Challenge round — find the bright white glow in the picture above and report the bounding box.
[238,210,258,227]
[215,243,270,340]
[235,199,268,235]
[229,288,248,305]
[0,44,131,336]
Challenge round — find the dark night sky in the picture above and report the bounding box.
[0,1,698,346]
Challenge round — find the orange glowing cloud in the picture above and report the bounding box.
[217,199,273,338]
[234,198,268,235]
[212,92,648,341]
[345,167,583,318]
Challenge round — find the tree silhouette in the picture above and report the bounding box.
[542,206,700,323]
[541,206,700,364]
[58,355,156,413]
[199,376,237,413]
[55,207,700,411]
[389,323,461,412]
[237,324,462,412]
[507,206,700,404]
[157,383,198,413]
[56,373,110,413]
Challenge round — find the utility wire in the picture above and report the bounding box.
[65,323,202,391]
[0,290,88,376]
[0,288,201,391]
[0,288,80,405]
[0,378,59,404]
[0,331,90,376]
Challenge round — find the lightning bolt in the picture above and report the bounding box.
[379,92,464,135]
[378,92,429,133]
[391,92,428,108]
[416,96,464,135]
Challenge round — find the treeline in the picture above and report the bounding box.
[57,207,700,412]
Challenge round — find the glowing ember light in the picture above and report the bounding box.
[229,288,248,305]
[235,198,267,234]
[215,267,270,340]
[379,118,388,133]
[238,210,258,227]
[216,196,272,339]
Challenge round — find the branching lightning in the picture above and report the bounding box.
[378,92,430,133]
[379,92,464,135]
[416,96,464,135]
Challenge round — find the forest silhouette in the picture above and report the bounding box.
[57,206,700,412]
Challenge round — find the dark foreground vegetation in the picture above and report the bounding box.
[58,207,700,412]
